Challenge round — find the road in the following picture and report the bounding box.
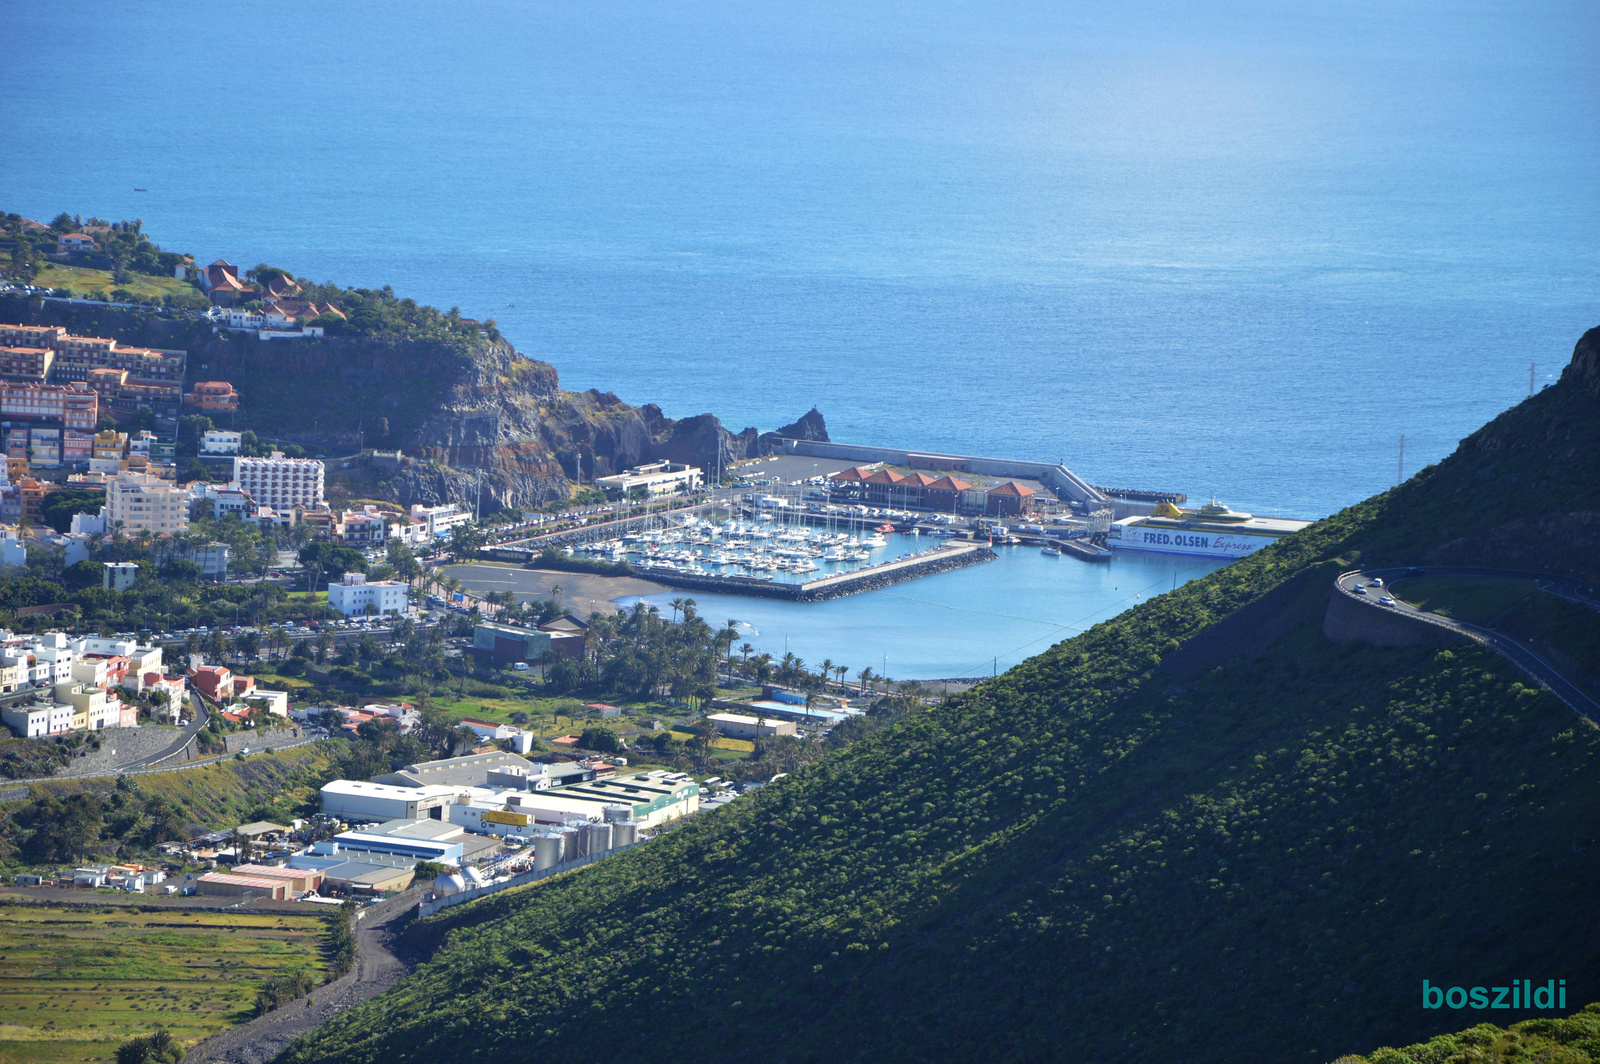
[1334,566,1600,723]
[186,886,424,1064]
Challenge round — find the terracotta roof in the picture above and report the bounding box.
[863,469,906,485]
[986,481,1037,497]
[927,476,972,491]
[828,467,870,482]
[900,472,938,488]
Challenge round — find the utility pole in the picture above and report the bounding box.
[1397,434,1405,487]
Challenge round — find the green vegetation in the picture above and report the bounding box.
[529,548,634,577]
[0,747,336,872]
[1394,576,1600,695]
[1338,1002,1600,1063]
[280,341,1600,1064]
[31,263,206,309]
[0,903,326,1063]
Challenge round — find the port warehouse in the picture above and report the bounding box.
[770,437,1134,514]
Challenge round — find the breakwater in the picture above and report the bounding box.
[635,542,997,602]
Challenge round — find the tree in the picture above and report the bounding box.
[449,523,484,560]
[579,725,620,753]
[229,827,254,865]
[40,489,106,534]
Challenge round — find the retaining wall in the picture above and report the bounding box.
[1322,586,1470,649]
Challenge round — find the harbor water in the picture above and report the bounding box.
[616,543,1225,680]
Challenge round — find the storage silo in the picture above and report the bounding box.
[602,804,633,824]
[462,865,486,887]
[579,822,613,857]
[435,872,466,896]
[611,821,638,847]
[553,825,581,862]
[532,834,564,870]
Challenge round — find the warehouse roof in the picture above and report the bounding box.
[321,780,459,801]
[198,872,285,890]
[373,751,535,789]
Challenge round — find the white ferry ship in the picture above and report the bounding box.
[1106,500,1311,560]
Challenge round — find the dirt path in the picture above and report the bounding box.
[186,888,422,1064]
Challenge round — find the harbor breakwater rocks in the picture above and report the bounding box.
[636,545,998,602]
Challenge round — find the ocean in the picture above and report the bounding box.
[5,0,1596,674]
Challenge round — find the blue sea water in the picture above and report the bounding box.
[5,0,1597,674]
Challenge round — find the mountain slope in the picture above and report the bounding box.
[281,329,1600,1064]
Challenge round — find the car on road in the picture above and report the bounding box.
[1352,586,1367,595]
[1404,567,1425,577]
[1380,596,1396,606]
[1368,578,1383,587]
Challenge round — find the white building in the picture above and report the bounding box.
[409,503,473,539]
[327,572,409,617]
[595,460,703,499]
[0,699,75,738]
[319,780,460,823]
[104,471,189,535]
[74,636,163,690]
[241,689,289,717]
[103,561,139,591]
[233,451,324,510]
[201,430,242,455]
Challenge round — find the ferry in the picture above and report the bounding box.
[1106,500,1311,560]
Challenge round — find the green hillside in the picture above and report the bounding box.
[1338,1002,1600,1063]
[281,329,1600,1064]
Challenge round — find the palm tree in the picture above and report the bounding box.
[739,642,753,679]
[718,620,740,682]
[669,597,687,623]
[834,663,849,693]
[857,666,874,695]
[818,658,835,693]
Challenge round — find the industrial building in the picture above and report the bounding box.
[545,772,699,828]
[329,818,468,864]
[319,780,460,822]
[372,750,541,790]
[472,622,553,666]
[706,712,796,739]
[226,863,323,895]
[287,853,416,895]
[195,871,289,900]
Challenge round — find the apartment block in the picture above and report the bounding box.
[233,451,324,509]
[104,471,189,535]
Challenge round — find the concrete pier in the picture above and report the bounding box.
[634,541,996,602]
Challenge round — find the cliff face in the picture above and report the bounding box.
[0,296,827,511]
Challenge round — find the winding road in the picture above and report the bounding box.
[1334,566,1600,723]
[186,886,424,1064]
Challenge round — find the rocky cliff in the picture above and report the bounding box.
[0,296,826,511]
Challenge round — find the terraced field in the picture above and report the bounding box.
[0,903,328,1063]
